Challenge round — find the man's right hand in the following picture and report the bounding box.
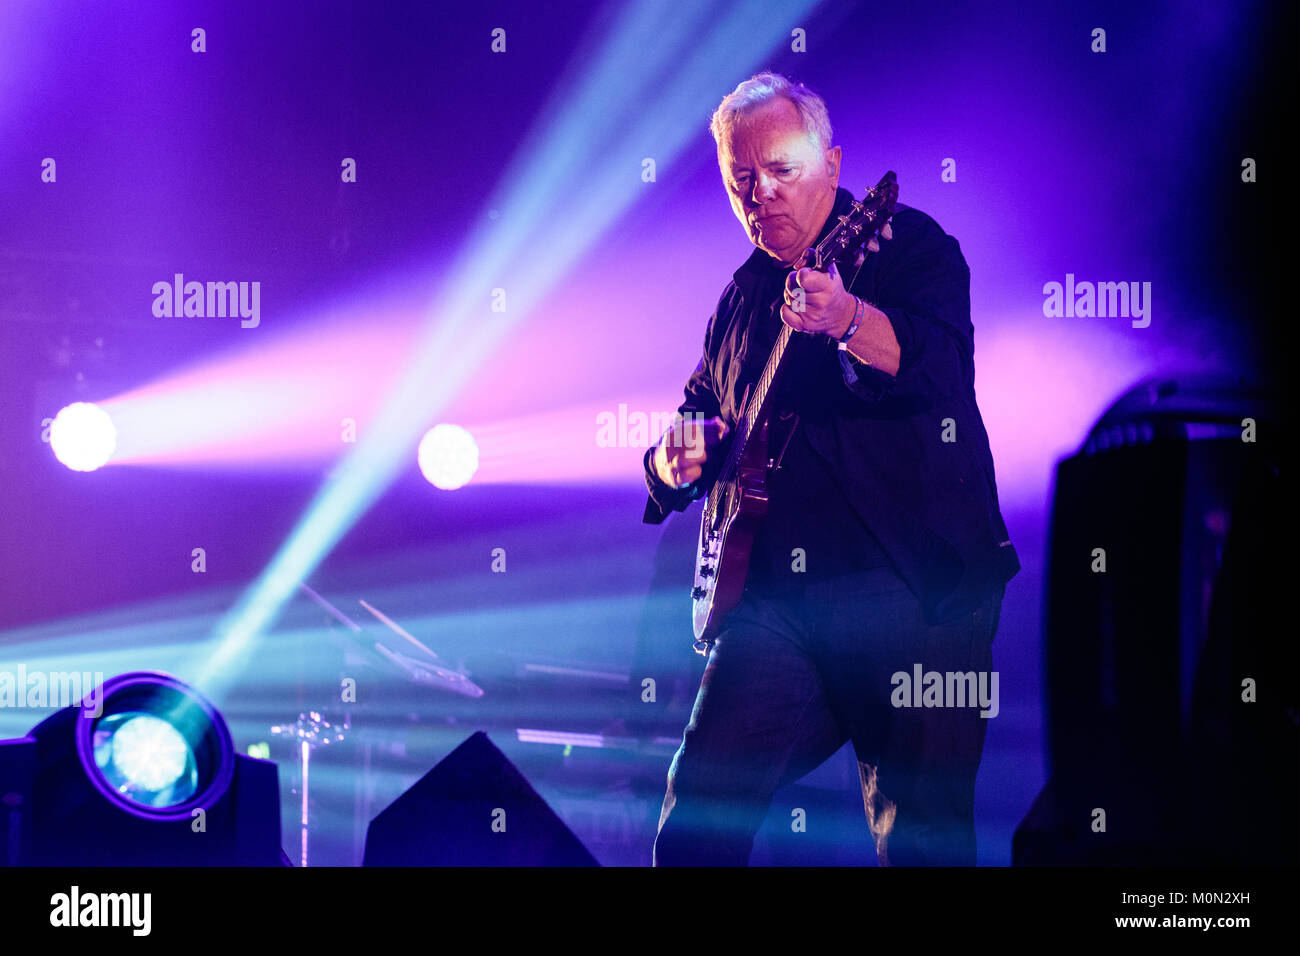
[653,416,729,489]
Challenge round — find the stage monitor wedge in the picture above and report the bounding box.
[364,731,598,867]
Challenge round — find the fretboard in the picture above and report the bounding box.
[709,316,794,506]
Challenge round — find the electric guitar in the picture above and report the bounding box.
[690,171,899,654]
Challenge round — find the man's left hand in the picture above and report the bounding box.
[780,257,856,339]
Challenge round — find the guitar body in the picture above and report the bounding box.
[688,172,899,654]
[691,391,771,647]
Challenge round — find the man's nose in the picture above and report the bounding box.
[751,172,778,204]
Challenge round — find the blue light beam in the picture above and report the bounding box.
[197,0,823,701]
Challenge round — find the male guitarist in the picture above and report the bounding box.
[642,72,1020,866]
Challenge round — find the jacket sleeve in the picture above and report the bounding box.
[642,291,731,524]
[838,209,974,403]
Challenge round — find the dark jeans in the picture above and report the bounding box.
[653,566,1003,866]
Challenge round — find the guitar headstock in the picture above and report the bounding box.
[807,170,898,272]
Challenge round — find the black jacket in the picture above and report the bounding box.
[643,186,1020,625]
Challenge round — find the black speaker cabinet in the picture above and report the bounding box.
[364,731,598,866]
[1015,375,1294,865]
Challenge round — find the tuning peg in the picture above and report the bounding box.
[867,238,880,253]
[853,249,866,267]
[882,222,893,241]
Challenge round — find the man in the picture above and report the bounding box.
[642,72,1020,866]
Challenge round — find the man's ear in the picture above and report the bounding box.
[826,145,842,186]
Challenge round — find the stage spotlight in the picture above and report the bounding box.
[94,712,199,809]
[417,423,479,489]
[0,671,282,865]
[49,401,116,471]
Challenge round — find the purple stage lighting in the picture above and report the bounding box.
[49,402,116,472]
[417,424,479,490]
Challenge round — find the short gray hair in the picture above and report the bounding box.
[709,71,833,152]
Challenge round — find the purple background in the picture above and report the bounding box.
[0,0,1284,865]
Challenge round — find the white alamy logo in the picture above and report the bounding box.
[890,665,999,718]
[152,274,260,328]
[0,667,104,717]
[1042,274,1151,328]
[596,404,707,450]
[50,887,151,936]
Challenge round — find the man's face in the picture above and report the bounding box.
[718,96,841,267]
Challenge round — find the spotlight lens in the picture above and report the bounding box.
[93,712,198,808]
[417,423,479,490]
[50,401,116,471]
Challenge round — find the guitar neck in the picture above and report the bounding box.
[707,172,898,505]
[692,173,897,647]
[711,318,795,496]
